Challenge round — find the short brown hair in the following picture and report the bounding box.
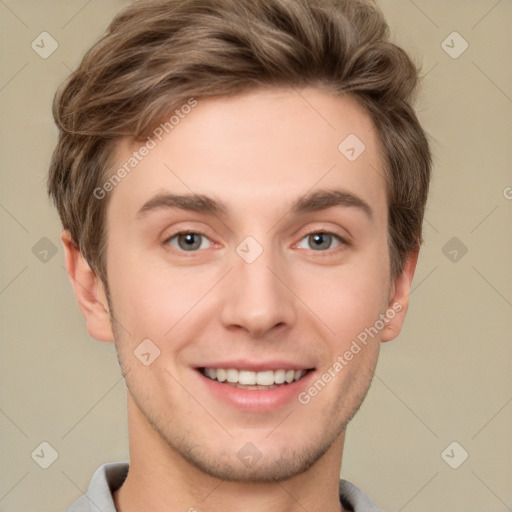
[48,0,431,286]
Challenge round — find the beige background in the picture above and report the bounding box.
[1,1,511,511]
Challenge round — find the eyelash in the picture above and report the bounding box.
[163,229,349,256]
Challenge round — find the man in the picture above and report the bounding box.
[48,0,431,510]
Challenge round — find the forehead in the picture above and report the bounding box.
[107,87,387,225]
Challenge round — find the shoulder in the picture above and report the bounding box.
[339,479,382,512]
[66,462,129,512]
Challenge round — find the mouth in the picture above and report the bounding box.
[198,367,314,390]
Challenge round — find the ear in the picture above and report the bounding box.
[61,230,115,343]
[381,250,419,343]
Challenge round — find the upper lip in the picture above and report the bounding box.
[195,360,315,372]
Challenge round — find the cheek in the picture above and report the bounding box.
[292,255,390,339]
[107,225,391,345]
[108,255,221,340]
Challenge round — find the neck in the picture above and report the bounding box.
[114,393,349,512]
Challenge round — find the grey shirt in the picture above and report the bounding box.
[66,462,381,512]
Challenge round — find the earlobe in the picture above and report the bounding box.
[61,230,115,343]
[381,250,419,343]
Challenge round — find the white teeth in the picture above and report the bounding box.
[274,369,286,384]
[202,367,308,386]
[226,369,238,383]
[256,370,274,386]
[239,370,256,385]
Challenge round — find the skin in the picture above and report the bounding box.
[62,87,418,512]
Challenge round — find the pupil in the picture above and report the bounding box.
[179,233,200,250]
[311,233,330,250]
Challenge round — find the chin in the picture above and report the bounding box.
[172,431,338,483]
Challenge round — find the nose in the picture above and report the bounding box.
[220,246,297,338]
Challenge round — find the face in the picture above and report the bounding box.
[94,87,409,482]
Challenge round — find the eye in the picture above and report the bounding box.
[165,232,213,252]
[296,232,344,251]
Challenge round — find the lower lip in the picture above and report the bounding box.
[195,369,316,412]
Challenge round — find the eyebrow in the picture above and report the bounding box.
[135,188,373,221]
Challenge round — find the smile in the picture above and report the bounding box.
[199,367,312,390]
